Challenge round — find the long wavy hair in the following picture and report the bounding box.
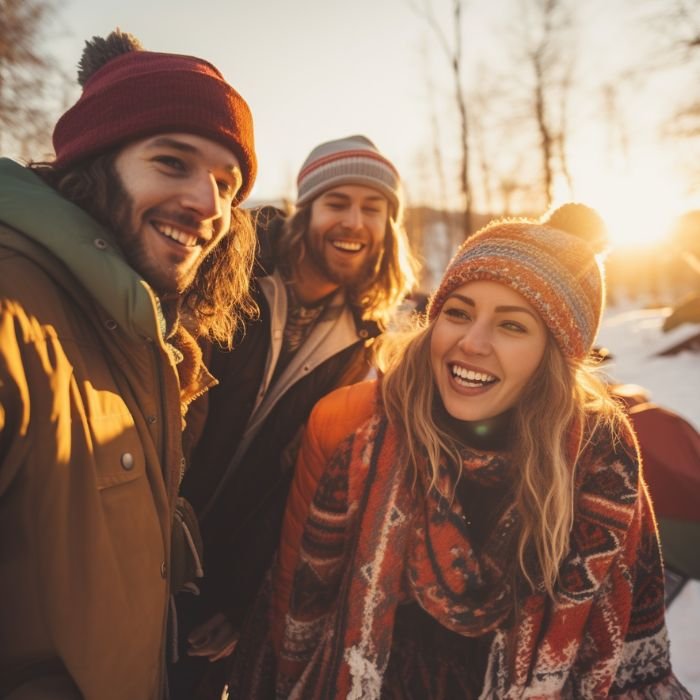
[276,201,419,329]
[29,153,257,347]
[377,320,626,598]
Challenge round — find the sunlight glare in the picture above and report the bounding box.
[577,172,682,250]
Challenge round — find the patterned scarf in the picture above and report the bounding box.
[232,411,689,699]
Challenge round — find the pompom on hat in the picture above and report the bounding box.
[296,135,402,214]
[53,29,257,202]
[427,203,608,361]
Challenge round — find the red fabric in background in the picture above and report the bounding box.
[628,402,700,523]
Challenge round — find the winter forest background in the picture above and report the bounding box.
[3,0,700,297]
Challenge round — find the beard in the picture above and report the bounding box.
[99,171,209,297]
[304,228,382,292]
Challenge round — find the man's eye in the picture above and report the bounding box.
[155,155,185,171]
[217,180,235,197]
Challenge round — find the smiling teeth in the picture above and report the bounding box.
[332,240,363,252]
[451,365,496,385]
[157,224,198,247]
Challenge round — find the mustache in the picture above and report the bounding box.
[145,207,214,237]
[326,228,367,242]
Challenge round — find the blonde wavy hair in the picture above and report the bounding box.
[377,320,626,598]
[276,202,419,329]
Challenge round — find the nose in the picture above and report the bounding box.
[457,321,492,356]
[181,171,221,220]
[342,205,364,232]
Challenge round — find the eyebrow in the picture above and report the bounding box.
[323,191,386,203]
[448,293,539,320]
[147,137,242,179]
[148,136,199,154]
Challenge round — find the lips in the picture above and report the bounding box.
[153,222,203,248]
[449,363,498,388]
[329,239,366,253]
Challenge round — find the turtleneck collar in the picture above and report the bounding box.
[435,398,514,452]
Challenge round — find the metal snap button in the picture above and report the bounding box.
[120,452,134,470]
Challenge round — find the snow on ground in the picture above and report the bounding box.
[597,304,699,697]
[597,304,700,430]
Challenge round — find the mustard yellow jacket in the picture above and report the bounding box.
[0,159,205,699]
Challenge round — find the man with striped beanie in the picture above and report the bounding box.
[175,136,419,697]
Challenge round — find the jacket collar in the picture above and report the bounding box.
[0,158,163,343]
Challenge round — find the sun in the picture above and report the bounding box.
[597,194,680,251]
[561,154,688,251]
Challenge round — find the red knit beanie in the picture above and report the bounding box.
[53,34,257,201]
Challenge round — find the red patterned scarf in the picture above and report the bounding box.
[235,411,689,699]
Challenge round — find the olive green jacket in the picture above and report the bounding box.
[0,159,207,699]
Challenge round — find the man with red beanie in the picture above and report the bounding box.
[0,29,257,699]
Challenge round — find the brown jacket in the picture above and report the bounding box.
[0,159,210,699]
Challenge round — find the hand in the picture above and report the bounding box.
[187,612,239,662]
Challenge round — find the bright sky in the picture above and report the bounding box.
[47,0,700,248]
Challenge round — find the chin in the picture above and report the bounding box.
[451,411,491,423]
[443,399,499,423]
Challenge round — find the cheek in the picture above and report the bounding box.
[512,342,546,388]
[309,209,338,235]
[370,220,387,247]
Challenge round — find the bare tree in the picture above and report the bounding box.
[600,83,630,167]
[645,0,700,65]
[512,0,576,208]
[654,1,700,138]
[418,39,454,245]
[0,0,69,158]
[641,1,700,187]
[470,65,498,218]
[408,0,474,236]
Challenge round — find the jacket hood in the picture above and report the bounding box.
[0,157,162,342]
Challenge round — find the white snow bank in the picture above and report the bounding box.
[597,306,700,430]
[597,304,699,697]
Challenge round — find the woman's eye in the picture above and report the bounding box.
[502,321,526,333]
[444,307,470,321]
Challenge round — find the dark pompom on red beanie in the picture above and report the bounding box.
[53,37,257,202]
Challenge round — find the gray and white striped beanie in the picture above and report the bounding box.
[296,135,401,214]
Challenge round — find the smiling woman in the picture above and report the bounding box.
[226,203,691,700]
[429,281,547,422]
